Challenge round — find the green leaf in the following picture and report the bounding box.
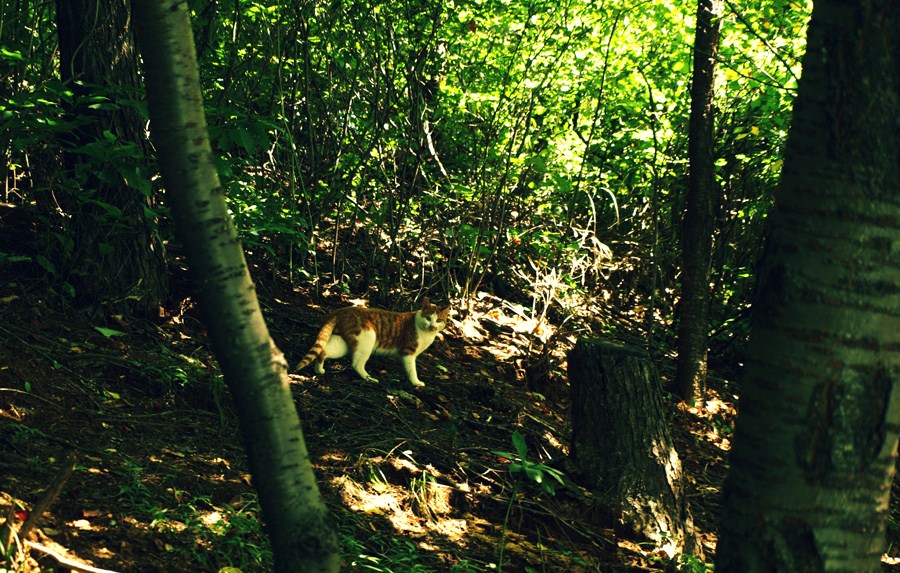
[94,326,127,338]
[35,255,56,275]
[524,466,543,483]
[0,253,31,264]
[547,468,565,484]
[235,128,257,154]
[512,430,528,460]
[0,48,24,61]
[119,164,152,197]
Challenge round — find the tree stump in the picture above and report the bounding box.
[568,339,699,557]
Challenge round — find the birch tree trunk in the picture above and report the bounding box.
[130,2,340,571]
[675,0,722,403]
[716,2,900,570]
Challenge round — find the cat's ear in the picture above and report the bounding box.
[439,305,451,317]
[420,296,431,309]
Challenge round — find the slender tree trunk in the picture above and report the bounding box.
[55,0,167,317]
[130,2,340,572]
[675,0,722,402]
[716,2,900,570]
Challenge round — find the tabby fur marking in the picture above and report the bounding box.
[295,297,450,388]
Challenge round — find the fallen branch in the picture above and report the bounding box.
[18,453,77,542]
[26,540,122,573]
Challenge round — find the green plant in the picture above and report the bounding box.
[172,493,272,570]
[114,458,164,521]
[6,423,47,446]
[677,553,713,573]
[113,460,272,570]
[494,430,564,495]
[493,430,565,572]
[648,549,713,573]
[409,470,437,520]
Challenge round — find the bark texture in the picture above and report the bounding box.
[55,0,167,316]
[569,340,698,556]
[716,2,900,570]
[131,2,340,571]
[675,0,723,402]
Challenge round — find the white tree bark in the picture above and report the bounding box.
[130,2,340,571]
[716,2,900,570]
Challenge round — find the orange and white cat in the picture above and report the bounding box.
[295,297,450,388]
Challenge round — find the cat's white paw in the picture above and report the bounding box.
[411,380,425,388]
[365,376,380,384]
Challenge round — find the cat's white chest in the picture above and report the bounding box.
[413,329,440,356]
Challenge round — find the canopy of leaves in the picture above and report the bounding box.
[1,0,810,339]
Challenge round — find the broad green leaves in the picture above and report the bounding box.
[494,430,565,495]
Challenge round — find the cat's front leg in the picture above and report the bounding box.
[352,331,379,383]
[402,355,425,388]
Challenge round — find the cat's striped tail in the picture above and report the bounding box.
[294,316,337,371]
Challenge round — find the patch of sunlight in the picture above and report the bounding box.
[705,429,731,451]
[543,429,566,453]
[319,451,348,463]
[702,397,732,416]
[649,438,683,487]
[69,519,93,530]
[677,389,736,453]
[92,546,116,560]
[200,510,223,527]
[431,517,468,541]
[459,315,486,341]
[0,403,28,422]
[453,292,559,363]
[333,473,471,542]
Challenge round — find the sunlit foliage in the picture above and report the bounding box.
[1,0,811,324]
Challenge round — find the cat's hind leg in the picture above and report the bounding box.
[314,352,326,375]
[350,329,379,383]
[320,335,349,374]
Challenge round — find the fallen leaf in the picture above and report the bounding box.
[94,326,126,338]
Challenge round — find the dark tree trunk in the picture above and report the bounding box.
[54,0,167,317]
[132,2,340,571]
[675,0,723,402]
[568,339,699,556]
[716,2,900,570]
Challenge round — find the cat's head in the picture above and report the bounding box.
[417,297,451,332]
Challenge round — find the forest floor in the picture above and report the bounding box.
[1,271,898,572]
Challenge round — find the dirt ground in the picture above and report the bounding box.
[0,273,895,572]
